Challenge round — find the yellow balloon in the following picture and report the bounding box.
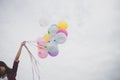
[58,21,68,30]
[44,34,51,43]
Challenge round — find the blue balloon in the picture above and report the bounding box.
[48,24,58,37]
[54,33,67,44]
[46,42,59,57]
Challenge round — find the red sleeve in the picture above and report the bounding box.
[12,61,19,73]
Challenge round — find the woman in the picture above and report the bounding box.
[0,41,26,80]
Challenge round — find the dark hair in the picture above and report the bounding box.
[0,61,12,78]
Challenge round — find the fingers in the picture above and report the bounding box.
[21,41,26,46]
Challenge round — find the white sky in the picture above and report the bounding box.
[0,0,120,80]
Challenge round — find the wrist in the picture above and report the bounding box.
[20,44,24,47]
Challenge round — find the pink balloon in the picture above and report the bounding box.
[38,49,48,59]
[56,29,68,36]
[37,37,46,47]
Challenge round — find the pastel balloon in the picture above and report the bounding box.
[47,37,56,44]
[46,43,59,57]
[54,33,67,44]
[38,49,48,58]
[56,29,68,36]
[58,21,68,30]
[37,37,46,47]
[48,50,59,57]
[48,24,58,36]
[39,16,49,27]
[44,34,51,43]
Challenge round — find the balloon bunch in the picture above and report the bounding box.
[37,20,68,58]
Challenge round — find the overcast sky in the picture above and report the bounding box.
[0,0,120,80]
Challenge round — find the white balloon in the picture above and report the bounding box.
[39,17,49,27]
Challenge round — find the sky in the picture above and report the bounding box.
[0,0,120,80]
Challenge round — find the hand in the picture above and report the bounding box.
[21,41,26,47]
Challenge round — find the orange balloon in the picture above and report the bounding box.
[37,46,45,50]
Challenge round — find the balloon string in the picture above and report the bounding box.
[32,58,40,80]
[26,41,38,47]
[30,54,35,80]
[31,56,39,80]
[24,45,37,62]
[24,45,41,80]
[33,59,41,80]
[25,42,41,65]
[27,41,40,80]
[34,60,41,80]
[27,41,46,51]
[24,45,35,80]
[26,43,41,80]
[31,55,39,80]
[24,45,38,80]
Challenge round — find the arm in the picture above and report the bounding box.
[12,41,26,72]
[15,41,26,62]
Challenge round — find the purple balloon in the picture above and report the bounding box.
[48,50,59,57]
